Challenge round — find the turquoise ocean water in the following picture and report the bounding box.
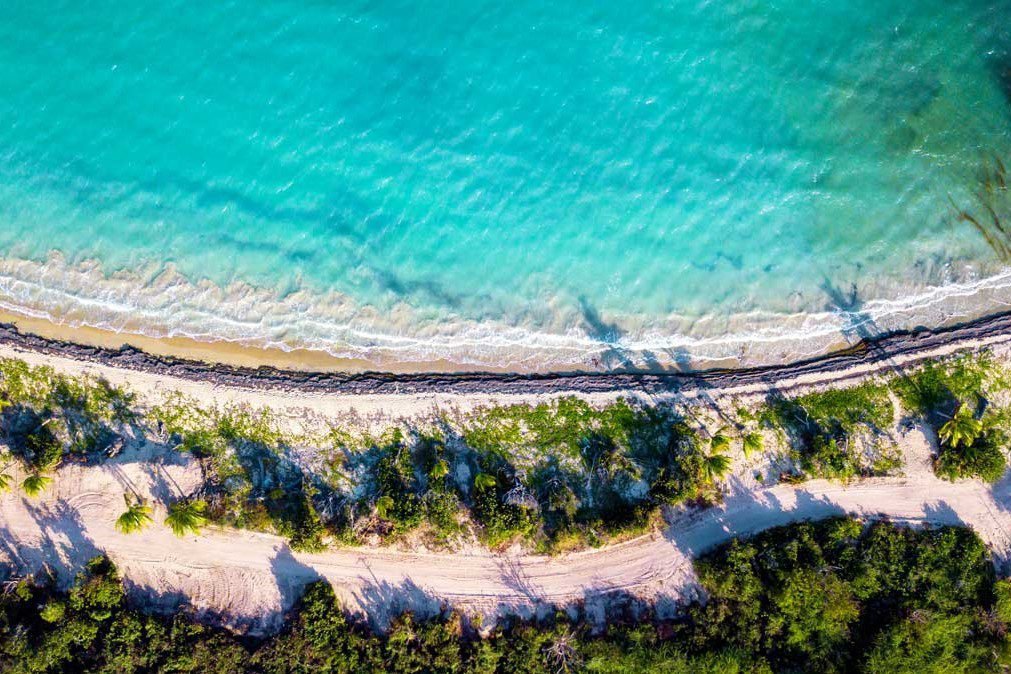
[1,0,1010,369]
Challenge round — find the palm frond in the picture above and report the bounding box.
[116,495,153,534]
[21,473,52,498]
[165,499,209,537]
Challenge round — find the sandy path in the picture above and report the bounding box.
[2,427,1010,634]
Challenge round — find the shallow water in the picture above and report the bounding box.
[1,0,1011,369]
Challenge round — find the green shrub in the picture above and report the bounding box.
[934,430,1007,482]
[891,354,997,421]
[472,477,537,548]
[762,381,894,479]
[865,612,992,673]
[39,601,66,624]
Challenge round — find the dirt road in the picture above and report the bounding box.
[2,427,1009,634]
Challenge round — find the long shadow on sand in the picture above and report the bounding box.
[0,500,100,587]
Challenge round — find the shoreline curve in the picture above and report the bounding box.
[3,309,1011,396]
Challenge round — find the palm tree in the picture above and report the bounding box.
[429,459,450,480]
[710,428,732,454]
[702,451,732,484]
[474,472,498,491]
[164,499,208,537]
[939,406,983,448]
[115,494,153,534]
[21,472,52,498]
[743,432,764,458]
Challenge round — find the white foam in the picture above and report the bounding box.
[1,251,1010,371]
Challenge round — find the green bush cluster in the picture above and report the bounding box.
[935,425,1007,482]
[356,430,468,544]
[2,519,1007,673]
[151,396,328,552]
[0,359,136,497]
[761,381,896,479]
[8,350,1011,556]
[150,396,716,553]
[891,354,997,421]
[0,358,135,459]
[461,400,722,551]
[761,352,1011,482]
[682,518,1001,672]
[892,353,1010,482]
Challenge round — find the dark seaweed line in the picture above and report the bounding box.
[3,313,1011,396]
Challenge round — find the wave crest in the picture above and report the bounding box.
[1,252,1010,371]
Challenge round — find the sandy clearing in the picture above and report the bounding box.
[2,426,1010,634]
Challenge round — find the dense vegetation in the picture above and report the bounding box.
[760,381,898,479]
[3,351,1011,554]
[151,395,730,552]
[759,352,1011,483]
[1,519,1008,673]
[684,518,1005,672]
[892,353,1011,482]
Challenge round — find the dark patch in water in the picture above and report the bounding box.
[577,297,634,369]
[903,77,941,118]
[213,231,316,265]
[578,297,622,344]
[990,53,1011,108]
[885,123,918,154]
[369,267,464,309]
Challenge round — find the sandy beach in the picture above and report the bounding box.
[3,309,1011,403]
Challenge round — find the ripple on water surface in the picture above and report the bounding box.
[0,0,1010,369]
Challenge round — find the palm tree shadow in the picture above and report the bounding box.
[352,572,446,631]
[0,501,101,587]
[820,278,881,344]
[496,555,544,606]
[820,277,914,382]
[661,486,848,560]
[578,297,634,370]
[269,544,324,616]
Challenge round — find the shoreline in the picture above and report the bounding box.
[4,252,1011,374]
[3,309,1011,397]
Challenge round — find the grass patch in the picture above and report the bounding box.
[890,353,1011,482]
[760,381,896,479]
